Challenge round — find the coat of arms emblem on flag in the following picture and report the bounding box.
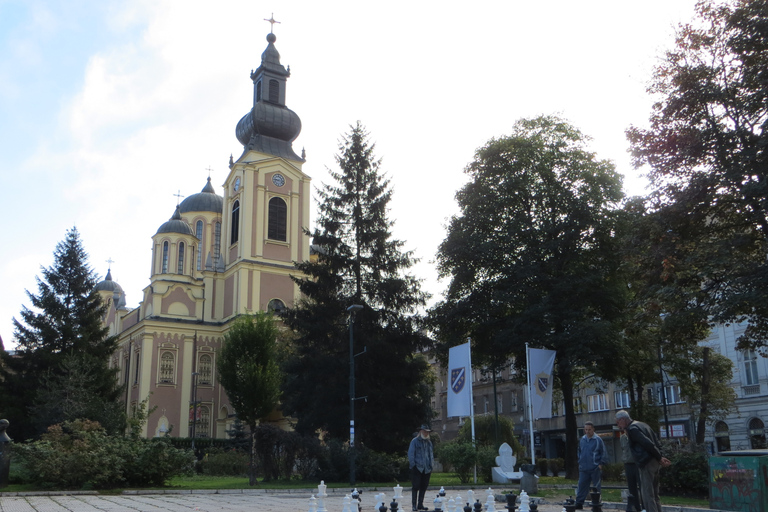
[451,367,466,394]
[536,373,549,397]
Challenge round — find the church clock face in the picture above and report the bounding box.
[233,177,241,191]
[272,173,285,187]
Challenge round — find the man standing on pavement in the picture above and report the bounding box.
[408,424,434,512]
[615,410,671,512]
[575,421,608,509]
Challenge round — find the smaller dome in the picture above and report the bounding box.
[157,206,194,236]
[179,178,224,214]
[94,269,125,294]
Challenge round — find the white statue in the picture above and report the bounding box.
[491,443,524,483]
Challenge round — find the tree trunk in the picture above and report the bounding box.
[249,426,258,486]
[696,348,710,444]
[558,359,579,480]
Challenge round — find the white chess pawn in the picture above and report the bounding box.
[466,490,475,508]
[447,496,456,512]
[308,494,317,512]
[342,495,352,512]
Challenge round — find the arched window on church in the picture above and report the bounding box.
[162,241,169,273]
[256,80,262,102]
[196,221,203,271]
[159,352,175,384]
[269,79,279,103]
[214,221,222,267]
[199,405,210,438]
[268,197,287,241]
[198,354,212,385]
[268,298,286,315]
[177,242,185,274]
[231,201,240,244]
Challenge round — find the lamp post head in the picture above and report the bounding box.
[347,304,363,312]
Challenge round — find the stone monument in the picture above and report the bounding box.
[491,442,523,483]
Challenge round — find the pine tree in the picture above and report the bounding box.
[281,122,433,454]
[0,227,122,439]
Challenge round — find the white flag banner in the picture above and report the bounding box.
[529,348,556,419]
[447,342,472,417]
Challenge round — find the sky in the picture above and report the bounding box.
[0,0,702,349]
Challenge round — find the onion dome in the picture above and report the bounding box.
[94,269,127,309]
[156,205,194,236]
[179,177,223,214]
[235,33,303,161]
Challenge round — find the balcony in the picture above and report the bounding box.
[742,384,761,396]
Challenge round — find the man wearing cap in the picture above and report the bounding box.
[408,424,434,512]
[615,410,671,512]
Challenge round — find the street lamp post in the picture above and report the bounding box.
[347,304,363,487]
[191,372,200,452]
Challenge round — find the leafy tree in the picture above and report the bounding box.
[0,227,122,440]
[281,122,433,454]
[216,312,282,485]
[430,116,626,478]
[456,414,523,454]
[627,0,768,352]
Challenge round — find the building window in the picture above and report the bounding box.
[587,393,608,412]
[162,241,169,273]
[497,393,503,414]
[744,350,759,385]
[159,352,175,383]
[214,221,222,266]
[615,390,631,409]
[268,298,286,314]
[659,384,683,404]
[231,201,240,244]
[269,79,279,103]
[573,396,583,414]
[196,221,203,270]
[268,197,287,241]
[134,352,140,384]
[177,242,185,274]
[256,80,262,102]
[715,421,731,452]
[198,354,212,385]
[749,417,766,449]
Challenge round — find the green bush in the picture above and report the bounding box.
[548,457,564,476]
[437,441,476,483]
[16,419,194,489]
[536,457,549,476]
[659,445,708,497]
[601,463,624,482]
[356,446,409,482]
[476,446,497,483]
[199,448,249,476]
[316,438,349,482]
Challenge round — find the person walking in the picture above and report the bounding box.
[620,427,641,511]
[575,421,608,509]
[408,424,434,512]
[615,410,671,512]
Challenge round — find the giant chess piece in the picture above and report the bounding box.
[0,420,11,488]
[588,487,602,512]
[562,496,577,512]
[316,481,328,512]
[505,492,517,512]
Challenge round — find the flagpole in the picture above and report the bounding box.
[468,339,477,484]
[526,343,536,465]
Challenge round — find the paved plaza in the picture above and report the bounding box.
[0,491,572,512]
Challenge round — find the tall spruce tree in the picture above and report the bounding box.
[0,228,122,439]
[281,122,433,454]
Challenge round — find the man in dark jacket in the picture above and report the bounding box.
[615,410,671,512]
[408,424,434,512]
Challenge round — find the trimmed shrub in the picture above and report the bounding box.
[437,441,476,483]
[536,457,549,476]
[476,446,498,483]
[601,463,624,482]
[548,457,564,476]
[199,448,249,476]
[659,445,708,497]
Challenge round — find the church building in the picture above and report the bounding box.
[96,30,310,438]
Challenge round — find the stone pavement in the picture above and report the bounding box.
[0,491,571,512]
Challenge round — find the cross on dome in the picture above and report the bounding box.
[264,13,280,33]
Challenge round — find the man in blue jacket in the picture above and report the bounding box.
[575,421,608,509]
[408,424,434,512]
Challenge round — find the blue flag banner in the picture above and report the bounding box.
[447,342,472,417]
[529,348,556,419]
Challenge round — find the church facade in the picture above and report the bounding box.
[96,31,310,438]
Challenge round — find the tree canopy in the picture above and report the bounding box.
[627,0,768,352]
[430,116,626,477]
[281,122,433,454]
[216,312,283,485]
[0,227,122,439]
